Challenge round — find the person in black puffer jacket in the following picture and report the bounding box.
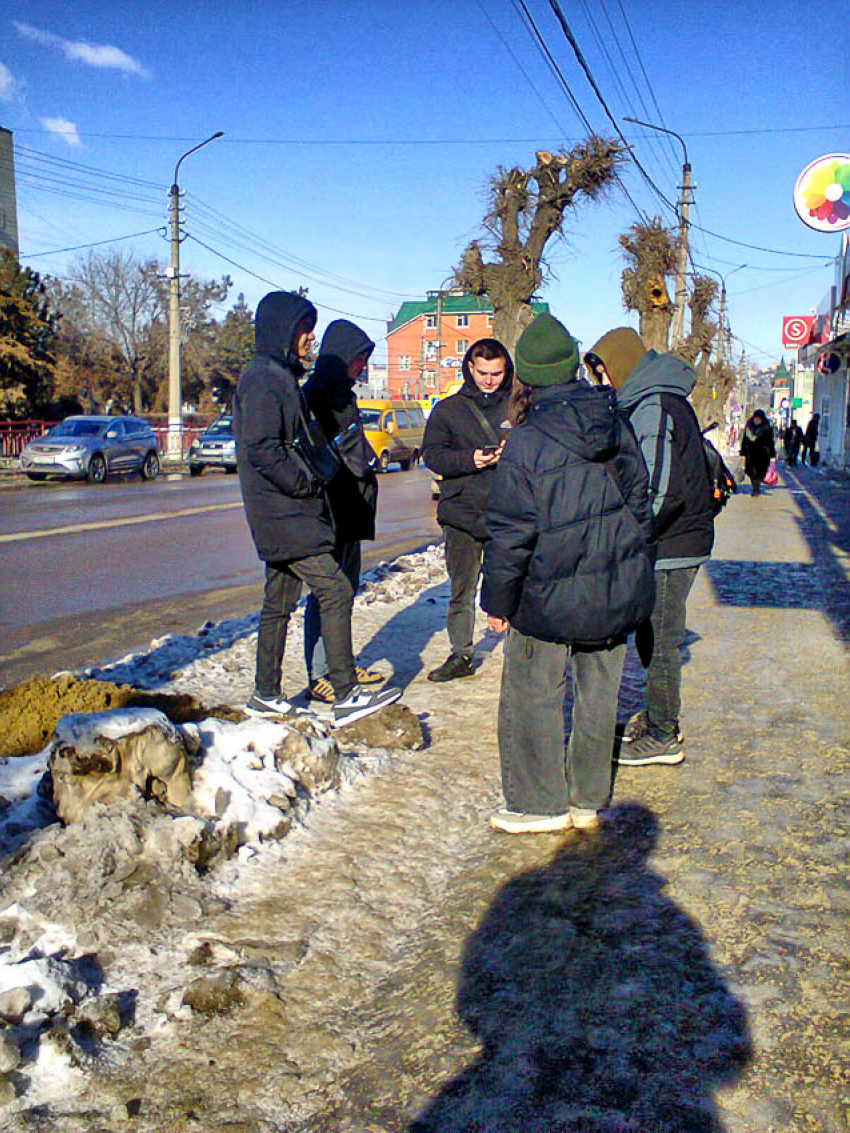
[740,409,776,495]
[302,319,383,701]
[422,338,513,683]
[233,291,400,726]
[482,313,654,835]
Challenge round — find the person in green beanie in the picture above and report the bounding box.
[481,313,655,834]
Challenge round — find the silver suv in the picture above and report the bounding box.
[20,416,160,483]
[188,415,237,476]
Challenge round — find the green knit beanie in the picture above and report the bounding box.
[515,313,580,387]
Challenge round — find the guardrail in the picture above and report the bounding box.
[0,420,209,460]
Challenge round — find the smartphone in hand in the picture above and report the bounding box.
[481,444,500,455]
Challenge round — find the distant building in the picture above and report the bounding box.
[385,290,549,399]
[0,127,19,255]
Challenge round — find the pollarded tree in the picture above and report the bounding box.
[0,251,57,417]
[455,137,626,355]
[619,218,677,353]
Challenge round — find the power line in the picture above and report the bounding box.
[20,226,167,258]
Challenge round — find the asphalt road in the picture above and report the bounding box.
[0,467,441,688]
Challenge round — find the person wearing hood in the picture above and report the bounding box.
[233,291,400,727]
[585,327,715,767]
[801,412,820,466]
[301,319,384,702]
[740,409,775,494]
[422,337,514,683]
[481,314,654,834]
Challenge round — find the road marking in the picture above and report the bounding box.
[0,501,244,544]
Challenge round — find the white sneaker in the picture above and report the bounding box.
[244,692,293,718]
[489,810,573,834]
[333,684,402,727]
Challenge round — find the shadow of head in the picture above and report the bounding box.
[412,803,751,1132]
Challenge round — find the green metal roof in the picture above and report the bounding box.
[388,293,550,334]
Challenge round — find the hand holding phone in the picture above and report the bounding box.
[481,444,500,455]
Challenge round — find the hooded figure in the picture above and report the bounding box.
[740,409,775,491]
[422,337,514,682]
[481,313,653,835]
[584,326,715,767]
[303,319,378,545]
[233,290,332,563]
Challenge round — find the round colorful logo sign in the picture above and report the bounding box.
[794,154,850,232]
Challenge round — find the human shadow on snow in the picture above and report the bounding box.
[410,804,751,1133]
[356,581,455,693]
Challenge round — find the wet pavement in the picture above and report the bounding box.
[5,462,850,1131]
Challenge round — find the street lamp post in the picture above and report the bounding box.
[694,263,746,368]
[167,131,223,461]
[623,117,692,350]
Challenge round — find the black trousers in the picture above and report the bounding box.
[255,553,356,700]
[443,524,486,656]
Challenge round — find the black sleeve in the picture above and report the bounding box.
[423,401,478,478]
[481,451,538,620]
[238,378,317,499]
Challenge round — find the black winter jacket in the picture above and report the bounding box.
[233,292,334,563]
[481,382,655,647]
[618,352,715,568]
[422,343,514,539]
[303,320,379,545]
[740,416,775,479]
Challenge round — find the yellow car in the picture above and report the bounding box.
[359,400,426,472]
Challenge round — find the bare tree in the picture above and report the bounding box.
[619,219,677,352]
[454,137,626,355]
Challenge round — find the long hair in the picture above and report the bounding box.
[508,376,533,426]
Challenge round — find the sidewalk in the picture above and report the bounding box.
[5,466,850,1131]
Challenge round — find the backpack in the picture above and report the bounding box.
[701,425,737,516]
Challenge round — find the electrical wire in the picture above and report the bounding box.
[20,226,167,258]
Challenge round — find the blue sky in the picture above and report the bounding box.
[1,0,848,366]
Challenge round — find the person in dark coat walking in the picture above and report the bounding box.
[783,418,803,466]
[801,412,820,466]
[586,327,715,767]
[302,319,384,702]
[233,291,400,726]
[482,314,654,834]
[422,338,513,683]
[740,409,775,494]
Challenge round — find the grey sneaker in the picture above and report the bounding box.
[489,810,573,834]
[333,684,402,728]
[617,729,684,766]
[244,693,293,718]
[621,709,684,746]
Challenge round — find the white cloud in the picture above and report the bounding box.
[41,117,82,147]
[13,21,151,78]
[0,62,18,101]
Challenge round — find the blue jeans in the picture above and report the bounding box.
[646,566,699,736]
[304,541,362,681]
[498,628,626,815]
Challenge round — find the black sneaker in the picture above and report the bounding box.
[617,728,684,766]
[427,652,475,683]
[333,684,402,728]
[244,692,294,718]
[621,709,684,746]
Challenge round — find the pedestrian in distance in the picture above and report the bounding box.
[422,338,514,683]
[233,291,401,727]
[302,319,384,703]
[740,409,775,495]
[586,326,715,767]
[801,412,820,467]
[482,314,655,834]
[783,418,803,467]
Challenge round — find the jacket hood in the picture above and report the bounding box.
[526,382,621,462]
[254,291,317,368]
[617,350,696,409]
[461,338,514,397]
[309,319,376,399]
[745,415,772,439]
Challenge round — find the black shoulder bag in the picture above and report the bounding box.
[287,394,342,487]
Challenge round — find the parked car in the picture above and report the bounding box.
[188,415,237,476]
[20,416,160,483]
[358,400,426,472]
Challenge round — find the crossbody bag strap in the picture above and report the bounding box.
[461,397,502,446]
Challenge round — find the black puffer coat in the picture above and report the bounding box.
[740,415,775,480]
[422,341,514,539]
[482,382,655,647]
[303,319,378,545]
[233,291,334,563]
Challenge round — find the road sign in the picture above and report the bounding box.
[782,316,814,347]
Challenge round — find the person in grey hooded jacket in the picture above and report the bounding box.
[586,327,715,767]
[233,291,400,727]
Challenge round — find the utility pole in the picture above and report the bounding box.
[434,289,444,396]
[624,118,692,349]
[167,131,223,461]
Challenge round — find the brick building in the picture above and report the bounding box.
[385,291,548,399]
